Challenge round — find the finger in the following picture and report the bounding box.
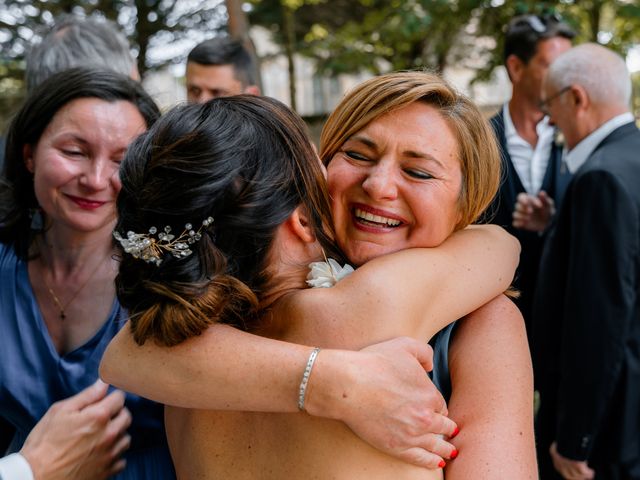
[529,196,543,209]
[83,389,126,420]
[578,464,595,480]
[515,192,530,205]
[110,433,132,459]
[107,458,127,478]
[398,447,447,470]
[108,407,132,437]
[62,379,110,411]
[415,432,459,460]
[402,337,434,372]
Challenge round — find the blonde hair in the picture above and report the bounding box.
[320,71,501,229]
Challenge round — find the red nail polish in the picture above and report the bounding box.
[438,460,446,468]
[451,426,460,438]
[450,449,459,459]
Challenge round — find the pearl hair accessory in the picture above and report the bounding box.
[113,216,214,266]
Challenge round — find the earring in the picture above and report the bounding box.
[29,208,44,230]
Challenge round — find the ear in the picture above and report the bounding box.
[23,144,35,173]
[287,205,316,244]
[505,54,524,83]
[569,85,590,111]
[244,85,261,96]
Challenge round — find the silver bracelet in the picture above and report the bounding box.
[297,347,321,411]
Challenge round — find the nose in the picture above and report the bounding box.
[361,162,398,201]
[79,157,116,191]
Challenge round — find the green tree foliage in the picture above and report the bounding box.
[0,0,228,83]
[249,0,640,82]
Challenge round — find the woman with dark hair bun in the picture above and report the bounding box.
[103,90,524,478]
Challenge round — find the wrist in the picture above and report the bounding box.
[302,349,356,421]
[18,448,42,480]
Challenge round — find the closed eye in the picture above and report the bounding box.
[405,168,433,180]
[61,149,84,157]
[344,150,371,162]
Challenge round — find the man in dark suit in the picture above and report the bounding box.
[533,43,640,480]
[488,14,574,338]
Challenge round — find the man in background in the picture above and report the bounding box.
[25,15,139,92]
[533,43,640,480]
[185,37,260,103]
[487,13,574,338]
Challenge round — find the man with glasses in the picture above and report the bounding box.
[533,43,640,480]
[487,13,575,339]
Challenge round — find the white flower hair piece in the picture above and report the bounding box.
[114,216,214,266]
[306,258,354,288]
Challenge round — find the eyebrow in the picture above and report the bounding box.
[347,134,446,169]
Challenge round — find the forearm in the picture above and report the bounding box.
[321,224,520,343]
[101,323,318,411]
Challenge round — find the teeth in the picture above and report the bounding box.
[354,208,401,227]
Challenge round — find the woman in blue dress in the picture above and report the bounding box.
[0,67,175,479]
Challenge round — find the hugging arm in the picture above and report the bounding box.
[296,223,520,346]
[443,296,537,479]
[101,324,448,468]
[100,223,518,467]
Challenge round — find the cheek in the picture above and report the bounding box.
[327,158,358,199]
[112,172,123,194]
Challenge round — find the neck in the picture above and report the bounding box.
[572,106,630,149]
[508,93,545,130]
[35,221,116,277]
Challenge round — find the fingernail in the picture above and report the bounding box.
[450,449,459,459]
[451,426,460,438]
[438,460,446,468]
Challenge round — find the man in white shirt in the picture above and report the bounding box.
[487,13,575,337]
[533,43,640,480]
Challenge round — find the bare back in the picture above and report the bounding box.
[165,287,443,480]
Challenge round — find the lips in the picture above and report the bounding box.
[351,204,405,230]
[65,194,108,210]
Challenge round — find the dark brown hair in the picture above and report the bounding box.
[115,95,342,346]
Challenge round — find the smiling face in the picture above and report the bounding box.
[327,101,462,266]
[24,98,147,235]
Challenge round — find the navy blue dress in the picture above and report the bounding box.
[0,243,175,479]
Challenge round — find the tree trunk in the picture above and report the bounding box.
[282,3,297,111]
[225,0,262,90]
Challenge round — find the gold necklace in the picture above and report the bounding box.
[40,251,114,320]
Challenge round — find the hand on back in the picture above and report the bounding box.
[307,337,458,469]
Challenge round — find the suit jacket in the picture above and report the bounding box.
[487,110,572,334]
[533,121,640,467]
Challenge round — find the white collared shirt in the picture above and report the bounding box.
[565,112,636,174]
[0,453,34,480]
[503,103,556,195]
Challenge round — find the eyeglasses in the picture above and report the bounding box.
[538,85,571,115]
